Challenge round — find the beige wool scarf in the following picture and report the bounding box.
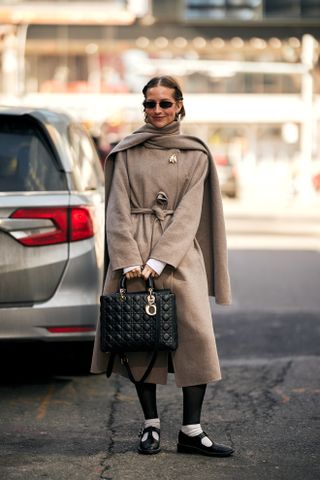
[104,121,232,305]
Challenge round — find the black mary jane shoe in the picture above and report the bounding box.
[177,431,234,457]
[138,426,161,455]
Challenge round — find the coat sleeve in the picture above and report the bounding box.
[106,152,143,271]
[150,151,208,268]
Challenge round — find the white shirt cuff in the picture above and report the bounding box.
[123,265,140,274]
[146,258,166,275]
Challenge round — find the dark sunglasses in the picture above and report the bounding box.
[143,100,174,109]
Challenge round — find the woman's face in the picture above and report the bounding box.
[144,85,182,128]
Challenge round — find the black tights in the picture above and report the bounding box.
[135,383,207,424]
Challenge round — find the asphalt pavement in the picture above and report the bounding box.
[1,193,319,480]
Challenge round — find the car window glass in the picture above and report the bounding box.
[69,126,103,191]
[0,116,67,192]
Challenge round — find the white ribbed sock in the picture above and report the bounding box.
[142,418,160,441]
[181,424,213,447]
[181,424,202,437]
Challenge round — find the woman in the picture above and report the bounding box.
[91,76,234,457]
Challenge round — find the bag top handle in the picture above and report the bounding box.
[119,274,154,291]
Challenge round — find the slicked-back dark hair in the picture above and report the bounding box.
[142,76,186,119]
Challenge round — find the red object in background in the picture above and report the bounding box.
[214,155,228,166]
[312,173,320,191]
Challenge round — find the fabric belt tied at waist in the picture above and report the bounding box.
[131,207,174,222]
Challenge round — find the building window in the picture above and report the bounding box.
[265,0,320,18]
[184,0,263,20]
[264,0,300,17]
[301,0,320,17]
[185,0,320,19]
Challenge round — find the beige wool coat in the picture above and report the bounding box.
[91,121,231,387]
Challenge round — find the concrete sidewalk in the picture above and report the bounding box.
[222,191,320,251]
[222,191,320,220]
[97,353,319,480]
[1,313,319,480]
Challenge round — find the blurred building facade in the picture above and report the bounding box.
[0,0,320,196]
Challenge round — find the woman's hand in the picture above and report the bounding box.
[141,264,159,280]
[125,266,142,280]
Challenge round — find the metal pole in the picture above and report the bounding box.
[17,24,28,97]
[299,34,316,201]
[2,27,19,97]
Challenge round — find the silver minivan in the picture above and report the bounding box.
[0,107,105,342]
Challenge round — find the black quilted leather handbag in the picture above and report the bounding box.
[100,275,177,384]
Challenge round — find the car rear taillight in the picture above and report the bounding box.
[70,207,94,241]
[10,206,95,246]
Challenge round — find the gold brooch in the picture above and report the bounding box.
[168,153,177,164]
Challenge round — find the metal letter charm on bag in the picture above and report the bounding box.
[100,275,178,383]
